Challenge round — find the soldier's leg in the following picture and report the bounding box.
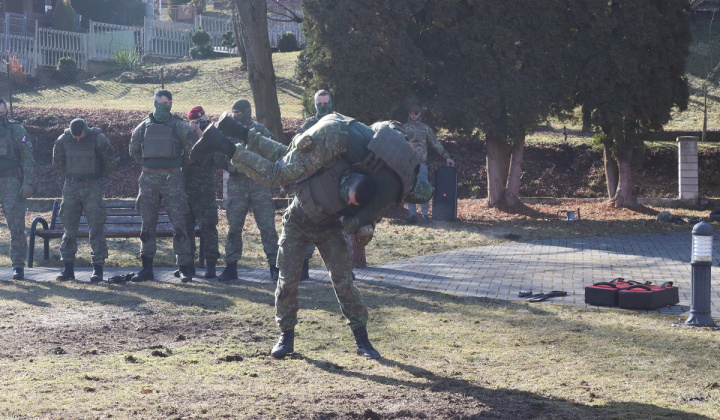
[58,182,82,263]
[275,217,311,331]
[418,163,430,218]
[249,185,279,266]
[164,172,192,266]
[83,181,108,266]
[315,227,369,330]
[136,172,161,259]
[185,197,199,260]
[0,178,28,267]
[224,176,251,264]
[200,193,220,263]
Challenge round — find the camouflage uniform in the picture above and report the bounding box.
[403,117,450,218]
[52,127,116,265]
[129,113,195,266]
[0,117,33,269]
[183,153,222,265]
[225,120,279,268]
[229,114,416,331]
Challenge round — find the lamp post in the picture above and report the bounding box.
[685,221,716,327]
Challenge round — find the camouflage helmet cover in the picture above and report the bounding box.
[405,176,433,204]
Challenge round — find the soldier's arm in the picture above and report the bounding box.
[52,135,66,172]
[129,123,144,163]
[427,125,450,160]
[15,125,34,185]
[97,133,117,177]
[178,122,196,166]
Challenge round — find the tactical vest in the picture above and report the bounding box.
[356,126,420,197]
[141,121,182,168]
[0,124,20,170]
[64,128,101,178]
[295,160,350,225]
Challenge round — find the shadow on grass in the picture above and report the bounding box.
[300,355,712,419]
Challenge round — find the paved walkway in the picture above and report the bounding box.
[2,232,718,317]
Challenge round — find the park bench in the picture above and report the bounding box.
[27,199,205,268]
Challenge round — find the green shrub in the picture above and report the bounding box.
[190,0,206,13]
[189,45,214,60]
[221,30,237,49]
[191,29,211,47]
[277,32,298,53]
[112,50,143,71]
[56,56,78,82]
[71,0,145,28]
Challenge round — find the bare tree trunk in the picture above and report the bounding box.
[231,3,247,70]
[603,144,618,198]
[612,158,638,208]
[485,137,510,207]
[504,137,525,208]
[232,0,284,140]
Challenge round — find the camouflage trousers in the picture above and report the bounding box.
[59,179,108,265]
[225,172,279,265]
[135,171,192,265]
[407,163,429,217]
[184,178,219,264]
[0,176,27,267]
[275,203,368,332]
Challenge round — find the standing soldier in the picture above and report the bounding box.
[403,104,454,224]
[129,90,196,282]
[191,114,432,360]
[52,118,116,282]
[296,89,334,278]
[297,89,334,134]
[217,99,279,282]
[0,98,33,280]
[180,106,221,278]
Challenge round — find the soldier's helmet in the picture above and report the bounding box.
[405,176,433,204]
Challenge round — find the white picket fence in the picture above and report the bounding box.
[0,15,303,75]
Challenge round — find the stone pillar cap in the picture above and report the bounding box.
[677,136,700,142]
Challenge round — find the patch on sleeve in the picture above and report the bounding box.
[22,136,32,148]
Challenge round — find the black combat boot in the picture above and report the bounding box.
[12,266,24,280]
[56,262,75,281]
[216,112,250,139]
[178,265,193,283]
[270,329,295,359]
[131,256,154,282]
[204,260,217,279]
[301,258,310,281]
[190,123,240,162]
[352,327,381,359]
[174,261,196,277]
[217,262,238,281]
[90,265,103,283]
[269,263,279,282]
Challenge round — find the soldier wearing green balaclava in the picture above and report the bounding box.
[217,99,280,283]
[0,98,34,280]
[297,90,333,134]
[129,89,196,283]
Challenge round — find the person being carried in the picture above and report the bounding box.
[191,113,433,360]
[53,118,116,282]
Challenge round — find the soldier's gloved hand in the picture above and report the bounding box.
[355,223,375,246]
[19,184,33,199]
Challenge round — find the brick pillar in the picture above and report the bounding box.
[678,136,699,200]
